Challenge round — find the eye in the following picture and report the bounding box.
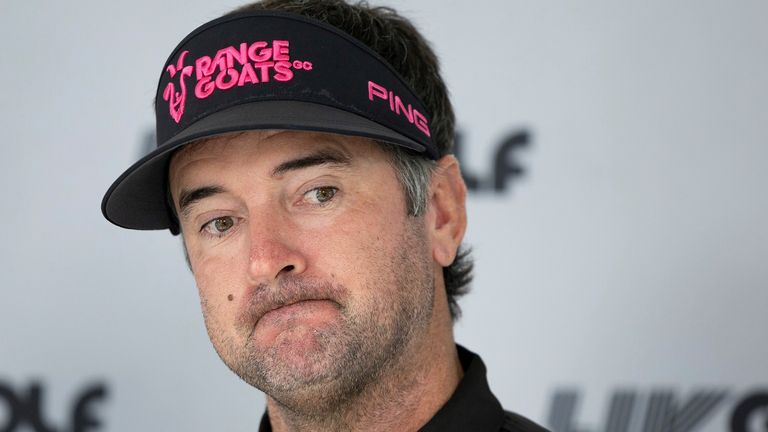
[201,216,237,237]
[303,186,338,205]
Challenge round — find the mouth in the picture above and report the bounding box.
[260,299,337,321]
[241,278,348,341]
[250,299,342,345]
[251,296,342,327]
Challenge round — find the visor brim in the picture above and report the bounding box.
[101,100,427,231]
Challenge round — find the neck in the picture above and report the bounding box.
[266,294,462,432]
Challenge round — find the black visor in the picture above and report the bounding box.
[101,11,437,232]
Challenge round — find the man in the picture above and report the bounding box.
[102,1,548,431]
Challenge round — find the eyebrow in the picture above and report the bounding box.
[271,147,352,177]
[177,185,226,220]
[176,147,353,220]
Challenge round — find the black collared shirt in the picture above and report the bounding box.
[258,345,550,431]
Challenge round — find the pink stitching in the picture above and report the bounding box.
[273,40,290,61]
[247,42,272,62]
[394,95,414,123]
[274,61,294,81]
[196,41,307,100]
[368,81,387,102]
[238,63,258,86]
[164,41,312,121]
[214,68,238,90]
[162,51,194,123]
[367,81,431,137]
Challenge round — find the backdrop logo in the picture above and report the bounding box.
[0,380,108,432]
[547,388,768,432]
[455,129,531,193]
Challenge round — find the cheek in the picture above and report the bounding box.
[191,247,248,313]
[312,209,405,295]
[194,255,248,350]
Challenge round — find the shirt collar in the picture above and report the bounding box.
[418,344,505,431]
[258,344,504,432]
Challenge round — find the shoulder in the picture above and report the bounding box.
[500,410,551,432]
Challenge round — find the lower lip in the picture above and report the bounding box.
[258,299,339,327]
[251,300,341,351]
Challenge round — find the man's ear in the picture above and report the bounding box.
[427,155,468,267]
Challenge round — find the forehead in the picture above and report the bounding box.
[169,130,388,177]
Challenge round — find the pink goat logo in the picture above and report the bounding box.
[163,51,194,123]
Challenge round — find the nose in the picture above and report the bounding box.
[246,215,308,283]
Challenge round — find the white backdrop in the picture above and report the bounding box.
[1,1,766,431]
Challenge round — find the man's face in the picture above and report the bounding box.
[168,131,437,408]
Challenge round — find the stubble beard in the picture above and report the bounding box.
[202,218,435,415]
